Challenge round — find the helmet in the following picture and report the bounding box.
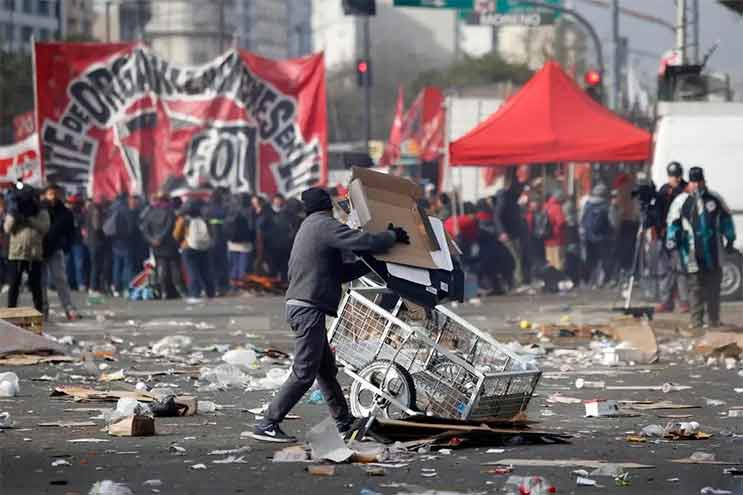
[666,161,683,178]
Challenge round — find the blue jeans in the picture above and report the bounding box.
[183,248,215,298]
[112,250,133,293]
[229,251,253,283]
[66,242,88,290]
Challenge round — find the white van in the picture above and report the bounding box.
[652,102,743,300]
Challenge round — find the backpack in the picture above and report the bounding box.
[102,209,129,238]
[532,211,552,240]
[185,217,212,250]
[582,203,610,240]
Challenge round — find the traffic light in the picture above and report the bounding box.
[583,69,603,103]
[356,59,372,87]
[343,0,376,15]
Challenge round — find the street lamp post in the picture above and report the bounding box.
[517,1,606,102]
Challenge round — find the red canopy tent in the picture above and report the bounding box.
[449,61,652,166]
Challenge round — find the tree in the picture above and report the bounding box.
[407,52,533,99]
[0,50,33,144]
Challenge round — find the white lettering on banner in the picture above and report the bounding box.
[41,47,322,196]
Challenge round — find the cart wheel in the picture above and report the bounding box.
[350,360,416,419]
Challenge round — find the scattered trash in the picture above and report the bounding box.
[108,415,155,437]
[307,465,335,476]
[575,378,605,390]
[576,476,597,486]
[151,335,192,356]
[208,447,251,456]
[546,393,581,404]
[273,445,310,463]
[99,369,126,382]
[169,445,186,455]
[640,424,666,437]
[143,480,163,487]
[728,409,743,418]
[212,455,248,464]
[505,475,557,495]
[199,364,250,389]
[308,418,354,463]
[51,459,71,467]
[484,459,653,470]
[0,412,13,429]
[308,389,325,404]
[222,348,258,369]
[68,438,110,443]
[88,480,133,495]
[190,463,207,470]
[0,371,20,397]
[585,399,620,417]
[700,488,732,495]
[198,400,218,414]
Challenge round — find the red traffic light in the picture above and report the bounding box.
[357,60,369,73]
[584,70,601,86]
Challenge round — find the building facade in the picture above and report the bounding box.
[62,0,94,39]
[0,0,61,52]
[92,0,311,65]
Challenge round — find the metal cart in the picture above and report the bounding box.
[328,280,541,421]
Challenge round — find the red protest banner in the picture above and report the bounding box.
[34,42,327,199]
[0,133,43,186]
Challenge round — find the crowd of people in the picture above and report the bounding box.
[434,162,735,328]
[434,166,642,296]
[0,162,734,331]
[0,184,304,319]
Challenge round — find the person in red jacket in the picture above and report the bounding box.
[543,190,567,271]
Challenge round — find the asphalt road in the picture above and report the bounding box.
[1,288,742,495]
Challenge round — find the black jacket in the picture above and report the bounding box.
[43,201,74,258]
[493,183,525,238]
[285,211,396,316]
[140,203,179,258]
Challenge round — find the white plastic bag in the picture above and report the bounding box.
[0,372,19,397]
[221,348,258,369]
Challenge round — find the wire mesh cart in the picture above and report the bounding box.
[328,282,541,421]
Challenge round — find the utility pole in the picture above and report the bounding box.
[105,1,111,42]
[610,0,620,110]
[691,0,700,64]
[362,15,371,151]
[219,0,226,52]
[676,0,687,64]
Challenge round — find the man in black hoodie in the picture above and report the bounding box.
[251,187,409,443]
[42,184,79,320]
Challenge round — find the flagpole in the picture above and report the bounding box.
[31,35,43,186]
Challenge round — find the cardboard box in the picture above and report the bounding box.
[108,415,156,437]
[348,168,441,270]
[0,307,43,334]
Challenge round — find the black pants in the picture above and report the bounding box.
[155,255,186,299]
[688,268,722,327]
[7,260,43,312]
[264,305,349,425]
[585,240,612,287]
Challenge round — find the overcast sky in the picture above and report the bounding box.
[572,0,743,97]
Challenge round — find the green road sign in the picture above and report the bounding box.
[393,0,474,8]
[460,0,562,25]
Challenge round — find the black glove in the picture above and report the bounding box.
[388,223,410,244]
[725,238,736,254]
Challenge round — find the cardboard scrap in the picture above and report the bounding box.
[108,415,156,437]
[482,459,654,470]
[307,465,335,476]
[620,401,700,411]
[0,355,75,366]
[695,331,743,355]
[38,421,97,428]
[607,317,659,364]
[51,386,159,403]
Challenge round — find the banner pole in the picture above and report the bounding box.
[31,35,42,186]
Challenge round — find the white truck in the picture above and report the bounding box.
[652,101,743,300]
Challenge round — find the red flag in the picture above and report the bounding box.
[379,85,404,167]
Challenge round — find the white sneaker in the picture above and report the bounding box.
[185,297,203,304]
